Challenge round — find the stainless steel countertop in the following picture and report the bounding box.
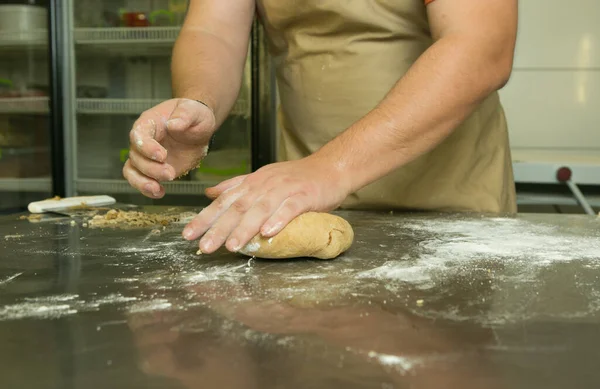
[1,208,599,389]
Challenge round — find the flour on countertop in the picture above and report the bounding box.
[4,234,23,240]
[360,217,600,287]
[0,273,23,285]
[0,292,142,321]
[184,264,248,284]
[367,351,424,374]
[357,217,600,324]
[128,299,172,313]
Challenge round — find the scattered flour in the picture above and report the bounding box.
[0,273,23,286]
[242,242,261,253]
[360,217,600,288]
[0,303,77,320]
[184,264,247,283]
[128,299,172,313]
[0,292,142,321]
[357,217,600,324]
[0,294,81,320]
[94,294,138,305]
[289,274,327,280]
[368,351,423,374]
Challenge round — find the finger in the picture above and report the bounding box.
[130,116,168,162]
[182,186,248,241]
[128,148,176,182]
[205,175,248,200]
[198,189,265,253]
[123,160,165,198]
[197,209,245,254]
[260,194,310,237]
[225,192,282,252]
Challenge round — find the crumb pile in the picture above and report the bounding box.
[88,209,194,229]
[19,214,42,221]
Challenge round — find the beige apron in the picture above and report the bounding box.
[257,0,517,214]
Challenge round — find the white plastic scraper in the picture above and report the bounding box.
[28,195,116,214]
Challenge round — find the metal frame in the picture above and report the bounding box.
[250,21,276,170]
[565,180,596,215]
[62,0,77,197]
[47,0,77,197]
[48,0,66,197]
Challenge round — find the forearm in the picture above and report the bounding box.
[171,29,248,127]
[315,36,513,194]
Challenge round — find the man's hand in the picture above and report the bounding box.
[123,98,216,198]
[182,156,350,254]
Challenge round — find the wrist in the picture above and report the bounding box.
[310,146,354,198]
[178,94,217,115]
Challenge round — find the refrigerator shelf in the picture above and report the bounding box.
[77,98,249,117]
[74,27,180,44]
[76,179,217,195]
[0,178,51,192]
[0,97,49,113]
[0,30,48,47]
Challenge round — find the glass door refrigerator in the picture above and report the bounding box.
[63,0,275,206]
[0,0,57,213]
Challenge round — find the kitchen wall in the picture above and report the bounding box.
[499,0,600,159]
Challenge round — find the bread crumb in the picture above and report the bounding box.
[196,249,203,255]
[88,209,194,229]
[20,214,42,221]
[105,209,119,220]
[416,299,424,307]
[69,220,76,226]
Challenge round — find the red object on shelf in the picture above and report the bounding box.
[122,12,149,27]
[556,167,572,182]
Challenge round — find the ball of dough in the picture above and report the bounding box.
[238,212,354,260]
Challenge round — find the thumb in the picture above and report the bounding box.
[166,99,213,133]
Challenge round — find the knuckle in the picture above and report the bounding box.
[232,197,251,213]
[283,198,301,215]
[175,111,189,122]
[299,182,318,197]
[284,195,310,216]
[254,198,272,214]
[214,196,230,213]
[190,215,205,230]
[127,152,140,168]
[254,165,271,176]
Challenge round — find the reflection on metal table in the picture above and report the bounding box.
[1,208,599,389]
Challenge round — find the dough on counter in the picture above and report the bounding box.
[238,212,354,260]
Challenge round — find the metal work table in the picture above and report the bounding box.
[1,208,599,389]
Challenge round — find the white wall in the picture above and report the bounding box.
[500,0,600,159]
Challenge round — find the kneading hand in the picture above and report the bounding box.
[123,98,215,198]
[182,156,351,254]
